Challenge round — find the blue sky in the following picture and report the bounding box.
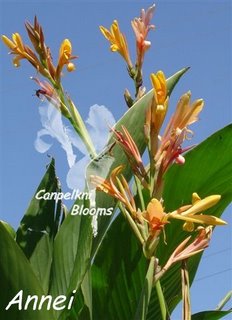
[0,0,231,318]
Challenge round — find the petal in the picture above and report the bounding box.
[36,103,76,167]
[171,213,227,226]
[146,198,165,220]
[182,195,221,216]
[34,128,53,153]
[66,156,90,191]
[86,104,115,153]
[1,35,16,50]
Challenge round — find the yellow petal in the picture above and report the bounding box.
[182,195,221,216]
[183,221,195,232]
[99,26,113,41]
[192,192,201,204]
[172,213,227,226]
[146,198,164,220]
[2,35,16,50]
[13,33,24,51]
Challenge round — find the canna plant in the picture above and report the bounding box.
[1,4,232,320]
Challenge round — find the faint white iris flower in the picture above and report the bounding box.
[35,103,116,190]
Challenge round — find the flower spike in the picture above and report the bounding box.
[112,126,149,187]
[131,4,155,68]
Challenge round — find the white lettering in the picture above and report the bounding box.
[67,290,76,310]
[35,189,46,200]
[38,295,52,310]
[5,290,23,310]
[52,296,67,311]
[24,295,38,310]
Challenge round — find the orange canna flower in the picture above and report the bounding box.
[100,20,132,68]
[142,199,169,237]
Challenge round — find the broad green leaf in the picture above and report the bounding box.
[49,198,92,320]
[92,214,147,320]
[87,67,189,258]
[0,220,15,238]
[0,222,55,320]
[134,257,155,320]
[29,234,53,294]
[16,158,62,258]
[91,125,232,320]
[15,158,63,294]
[191,310,232,320]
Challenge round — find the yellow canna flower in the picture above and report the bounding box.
[56,39,77,81]
[170,193,227,228]
[169,91,204,133]
[142,193,226,238]
[2,32,47,75]
[180,194,221,216]
[145,71,168,162]
[2,33,27,67]
[150,71,167,106]
[100,20,132,67]
[58,39,72,65]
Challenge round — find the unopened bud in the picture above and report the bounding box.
[67,62,75,72]
[124,89,134,108]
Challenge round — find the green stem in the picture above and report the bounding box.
[69,115,97,158]
[216,291,232,311]
[134,176,145,211]
[119,203,144,245]
[155,280,169,320]
[181,260,191,320]
[56,84,97,158]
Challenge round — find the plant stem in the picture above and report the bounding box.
[69,116,97,158]
[134,176,145,211]
[57,86,97,158]
[181,260,191,320]
[119,203,144,245]
[216,290,232,310]
[155,280,169,320]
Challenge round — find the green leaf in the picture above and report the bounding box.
[0,220,16,238]
[29,234,53,294]
[0,222,55,320]
[134,257,155,320]
[87,67,189,258]
[16,158,62,258]
[91,125,232,320]
[191,310,232,320]
[92,214,147,320]
[49,198,92,319]
[15,158,62,294]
